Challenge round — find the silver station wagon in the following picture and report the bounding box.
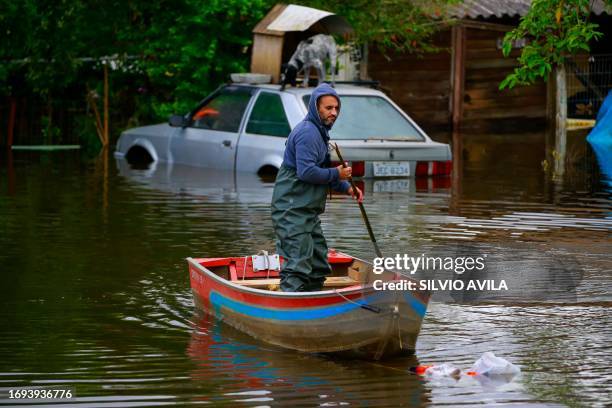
[115,83,451,178]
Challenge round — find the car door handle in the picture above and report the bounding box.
[222,140,232,147]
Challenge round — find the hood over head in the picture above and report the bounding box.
[306,83,341,131]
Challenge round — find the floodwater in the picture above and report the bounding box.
[0,135,610,407]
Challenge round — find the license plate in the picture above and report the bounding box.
[372,161,410,177]
[373,179,411,193]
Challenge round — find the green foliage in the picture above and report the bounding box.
[72,114,103,155]
[123,0,271,118]
[0,0,463,141]
[1,1,128,96]
[0,0,273,135]
[41,115,61,144]
[500,0,610,89]
[305,0,459,54]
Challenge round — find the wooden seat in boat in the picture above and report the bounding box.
[233,276,359,290]
[195,251,361,291]
[226,250,354,280]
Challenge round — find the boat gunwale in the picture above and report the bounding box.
[187,255,370,299]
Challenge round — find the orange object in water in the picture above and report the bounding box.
[411,365,433,375]
[466,371,477,376]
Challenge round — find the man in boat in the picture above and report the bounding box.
[271,83,363,292]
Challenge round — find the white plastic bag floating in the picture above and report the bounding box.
[471,352,520,376]
[424,363,461,379]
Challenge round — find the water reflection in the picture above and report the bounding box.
[5,150,16,195]
[0,148,609,407]
[410,242,585,304]
[114,157,610,307]
[187,313,431,406]
[116,158,276,204]
[115,158,451,202]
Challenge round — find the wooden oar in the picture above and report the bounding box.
[332,143,383,258]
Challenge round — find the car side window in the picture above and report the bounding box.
[191,88,252,132]
[246,92,291,137]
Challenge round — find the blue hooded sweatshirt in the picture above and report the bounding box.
[281,83,350,193]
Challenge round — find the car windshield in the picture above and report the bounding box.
[302,95,424,141]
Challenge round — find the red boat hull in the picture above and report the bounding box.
[187,254,429,360]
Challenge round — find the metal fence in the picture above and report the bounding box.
[566,53,612,119]
[0,97,128,148]
[0,98,88,147]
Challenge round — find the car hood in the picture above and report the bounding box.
[121,123,171,136]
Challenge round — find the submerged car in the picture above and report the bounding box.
[115,83,451,178]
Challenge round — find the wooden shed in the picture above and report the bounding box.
[249,2,611,135]
[250,4,352,84]
[366,0,612,133]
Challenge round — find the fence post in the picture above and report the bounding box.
[359,43,369,80]
[554,65,567,177]
[449,25,466,214]
[450,25,466,131]
[103,63,109,147]
[7,97,16,148]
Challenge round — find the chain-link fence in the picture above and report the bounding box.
[567,53,612,119]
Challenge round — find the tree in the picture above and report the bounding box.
[305,0,459,54]
[500,0,612,89]
[121,0,271,119]
[0,0,134,143]
[0,0,273,145]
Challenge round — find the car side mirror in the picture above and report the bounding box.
[169,114,188,127]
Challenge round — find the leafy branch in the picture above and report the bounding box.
[500,0,610,89]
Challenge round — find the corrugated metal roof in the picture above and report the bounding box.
[448,0,530,19]
[448,0,611,19]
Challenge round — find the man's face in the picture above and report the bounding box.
[317,95,339,126]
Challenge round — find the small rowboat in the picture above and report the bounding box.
[187,250,430,360]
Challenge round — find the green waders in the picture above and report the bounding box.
[271,165,331,292]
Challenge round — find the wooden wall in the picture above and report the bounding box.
[251,34,284,84]
[463,27,546,126]
[368,31,452,130]
[367,24,547,132]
